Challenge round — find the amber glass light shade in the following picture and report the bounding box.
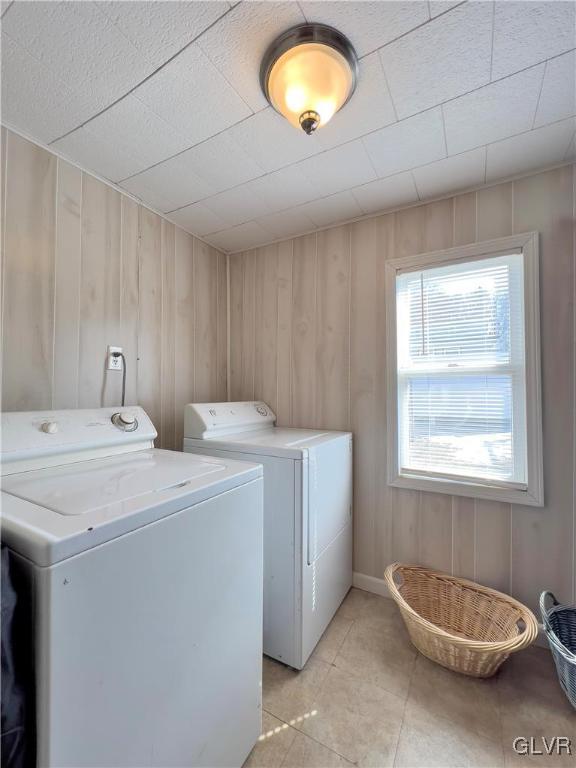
[261,25,358,134]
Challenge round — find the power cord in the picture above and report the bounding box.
[112,352,127,407]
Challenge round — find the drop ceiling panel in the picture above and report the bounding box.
[53,94,192,182]
[412,147,486,199]
[121,130,264,211]
[443,65,545,155]
[1,33,94,143]
[534,51,576,128]
[428,1,462,19]
[256,208,316,239]
[246,165,321,213]
[167,202,228,238]
[2,1,159,120]
[491,0,576,80]
[197,1,306,112]
[2,0,574,253]
[379,1,493,119]
[299,1,430,57]
[132,42,251,148]
[120,154,214,212]
[486,118,576,182]
[53,126,147,183]
[201,185,273,228]
[314,52,397,152]
[301,190,363,227]
[363,108,446,178]
[352,172,419,214]
[205,221,272,252]
[297,140,377,197]
[228,107,322,173]
[118,174,181,214]
[95,1,230,66]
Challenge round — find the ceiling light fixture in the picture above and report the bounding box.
[260,24,358,135]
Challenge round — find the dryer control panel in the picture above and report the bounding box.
[184,401,276,439]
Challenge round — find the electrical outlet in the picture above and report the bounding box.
[107,346,123,371]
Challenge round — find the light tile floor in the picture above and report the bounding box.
[244,588,575,768]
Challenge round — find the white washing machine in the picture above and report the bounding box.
[1,406,264,768]
[183,401,352,670]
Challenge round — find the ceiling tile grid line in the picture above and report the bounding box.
[160,93,572,220]
[4,1,572,151]
[4,0,567,199]
[44,2,238,145]
[531,60,548,130]
[185,117,574,243]
[2,0,575,252]
[488,0,496,81]
[222,155,575,255]
[117,47,574,194]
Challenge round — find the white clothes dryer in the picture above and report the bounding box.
[183,401,352,670]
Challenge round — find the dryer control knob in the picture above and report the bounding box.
[111,412,138,431]
[41,421,58,434]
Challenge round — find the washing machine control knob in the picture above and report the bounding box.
[41,421,59,434]
[111,412,138,431]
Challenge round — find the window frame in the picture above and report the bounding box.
[385,231,543,507]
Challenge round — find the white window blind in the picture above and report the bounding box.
[396,252,527,488]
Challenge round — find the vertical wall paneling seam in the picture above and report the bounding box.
[289,240,294,425]
[50,159,59,408]
[274,246,280,416]
[119,189,124,406]
[510,180,516,596]
[347,226,352,430]
[193,238,197,402]
[252,252,256,399]
[0,132,5,391]
[159,219,165,445]
[226,253,231,401]
[192,238,197,401]
[573,163,576,603]
[314,232,318,426]
[137,207,143,411]
[473,499,478,581]
[76,172,84,406]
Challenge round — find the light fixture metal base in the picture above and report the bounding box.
[299,110,320,135]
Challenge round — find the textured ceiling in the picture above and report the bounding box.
[2,0,575,252]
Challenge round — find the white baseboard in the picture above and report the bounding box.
[352,571,550,650]
[352,571,392,599]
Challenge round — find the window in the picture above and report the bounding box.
[385,232,543,506]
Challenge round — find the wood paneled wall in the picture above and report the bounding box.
[0,129,227,450]
[229,165,576,613]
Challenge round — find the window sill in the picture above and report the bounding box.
[388,472,544,507]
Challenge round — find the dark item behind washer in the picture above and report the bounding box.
[1,546,35,768]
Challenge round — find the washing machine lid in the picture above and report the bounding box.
[1,449,262,565]
[185,427,351,459]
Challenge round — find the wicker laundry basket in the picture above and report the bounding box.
[384,563,538,677]
[540,592,576,709]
